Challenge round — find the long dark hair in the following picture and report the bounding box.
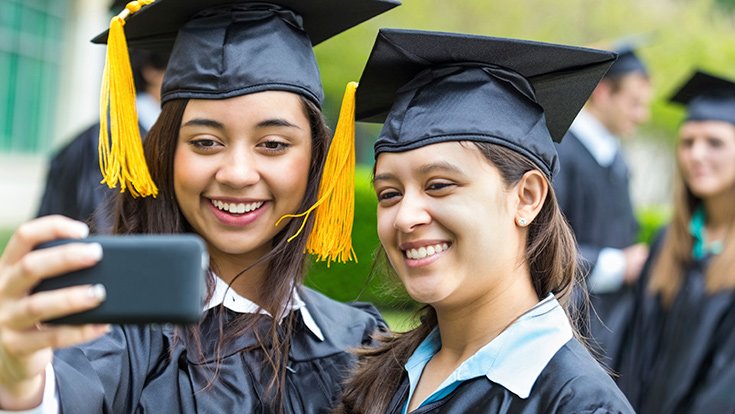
[113,95,329,409]
[335,142,579,414]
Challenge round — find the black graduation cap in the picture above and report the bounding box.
[356,29,617,177]
[670,70,735,125]
[605,45,648,78]
[93,0,400,105]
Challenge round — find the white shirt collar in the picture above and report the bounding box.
[569,109,620,167]
[205,276,324,341]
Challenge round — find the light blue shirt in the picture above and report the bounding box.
[402,294,573,414]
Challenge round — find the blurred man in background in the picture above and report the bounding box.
[36,48,167,232]
[553,44,653,367]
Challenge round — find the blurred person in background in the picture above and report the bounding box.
[36,47,167,233]
[553,42,653,367]
[617,70,735,413]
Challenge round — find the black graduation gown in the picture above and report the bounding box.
[384,339,634,414]
[553,132,639,366]
[616,232,735,413]
[52,287,384,413]
[37,122,147,233]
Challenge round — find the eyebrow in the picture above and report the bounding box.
[373,161,466,184]
[181,118,225,130]
[256,118,302,130]
[180,118,302,131]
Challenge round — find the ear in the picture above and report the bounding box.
[513,170,548,227]
[589,79,612,104]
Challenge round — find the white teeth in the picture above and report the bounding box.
[405,243,449,259]
[211,200,264,214]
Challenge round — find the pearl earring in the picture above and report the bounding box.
[518,217,527,226]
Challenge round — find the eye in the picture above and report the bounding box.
[707,137,724,149]
[679,138,694,149]
[188,138,222,151]
[376,188,402,205]
[426,181,455,193]
[258,139,290,152]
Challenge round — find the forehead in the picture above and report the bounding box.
[182,91,307,121]
[375,141,494,175]
[613,72,652,94]
[680,120,735,139]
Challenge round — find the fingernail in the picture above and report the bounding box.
[73,222,90,238]
[86,243,103,261]
[88,284,107,302]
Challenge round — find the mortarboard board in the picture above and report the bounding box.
[355,28,617,178]
[670,70,735,125]
[94,0,400,264]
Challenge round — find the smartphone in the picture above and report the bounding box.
[32,234,208,325]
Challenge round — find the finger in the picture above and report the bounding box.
[0,216,89,267]
[1,243,103,297]
[2,285,106,330]
[0,324,110,357]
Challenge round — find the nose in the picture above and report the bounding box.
[215,149,260,188]
[392,190,432,233]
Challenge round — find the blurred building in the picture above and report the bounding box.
[0,0,108,226]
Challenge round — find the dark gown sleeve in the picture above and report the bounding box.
[53,324,165,414]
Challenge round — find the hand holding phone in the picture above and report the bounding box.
[32,234,208,325]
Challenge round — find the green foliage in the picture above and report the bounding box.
[637,205,672,244]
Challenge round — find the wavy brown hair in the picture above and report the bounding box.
[647,136,735,307]
[335,142,580,414]
[112,96,329,410]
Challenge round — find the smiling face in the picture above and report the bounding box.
[174,91,312,271]
[592,72,652,138]
[677,120,735,200]
[374,142,526,308]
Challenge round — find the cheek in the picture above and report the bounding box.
[270,149,311,204]
[376,208,395,245]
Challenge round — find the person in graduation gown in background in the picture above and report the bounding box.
[0,0,401,413]
[616,70,735,414]
[335,29,634,414]
[36,47,167,233]
[552,43,653,367]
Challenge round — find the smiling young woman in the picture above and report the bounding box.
[335,29,634,414]
[616,70,735,414]
[0,1,401,413]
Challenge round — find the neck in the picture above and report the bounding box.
[433,270,539,362]
[210,251,270,306]
[584,106,616,137]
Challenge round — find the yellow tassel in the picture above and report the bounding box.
[98,0,158,198]
[277,82,358,265]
